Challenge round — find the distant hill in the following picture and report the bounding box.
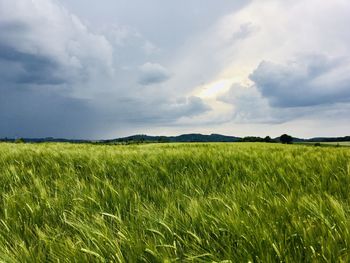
[1,134,349,144]
[302,136,350,142]
[105,133,241,143]
[283,136,350,143]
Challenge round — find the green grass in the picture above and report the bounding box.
[318,142,350,146]
[298,141,350,147]
[0,142,350,262]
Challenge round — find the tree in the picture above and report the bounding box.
[280,134,293,144]
[158,136,170,143]
[15,138,25,143]
[264,136,272,143]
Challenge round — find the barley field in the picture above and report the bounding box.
[318,142,350,147]
[0,142,349,262]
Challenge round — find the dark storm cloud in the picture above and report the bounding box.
[0,21,28,34]
[105,96,210,123]
[0,0,216,138]
[249,54,350,107]
[0,44,65,85]
[0,85,99,138]
[0,81,210,138]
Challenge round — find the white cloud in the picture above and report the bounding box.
[188,0,350,131]
[250,54,350,107]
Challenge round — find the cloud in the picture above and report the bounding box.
[250,54,350,107]
[189,0,350,134]
[1,0,350,138]
[218,83,323,124]
[0,0,213,138]
[218,84,273,122]
[0,86,98,138]
[138,62,171,85]
[97,95,210,124]
[231,22,259,42]
[0,0,115,93]
[0,44,65,85]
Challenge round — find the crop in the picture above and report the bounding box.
[0,142,349,262]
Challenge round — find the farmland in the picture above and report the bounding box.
[0,142,350,262]
[316,142,350,147]
[298,142,350,147]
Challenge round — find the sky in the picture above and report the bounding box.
[0,0,350,139]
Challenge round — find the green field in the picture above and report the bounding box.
[298,142,350,147]
[318,142,350,146]
[0,143,350,262]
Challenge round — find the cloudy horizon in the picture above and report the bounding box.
[1,0,350,139]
